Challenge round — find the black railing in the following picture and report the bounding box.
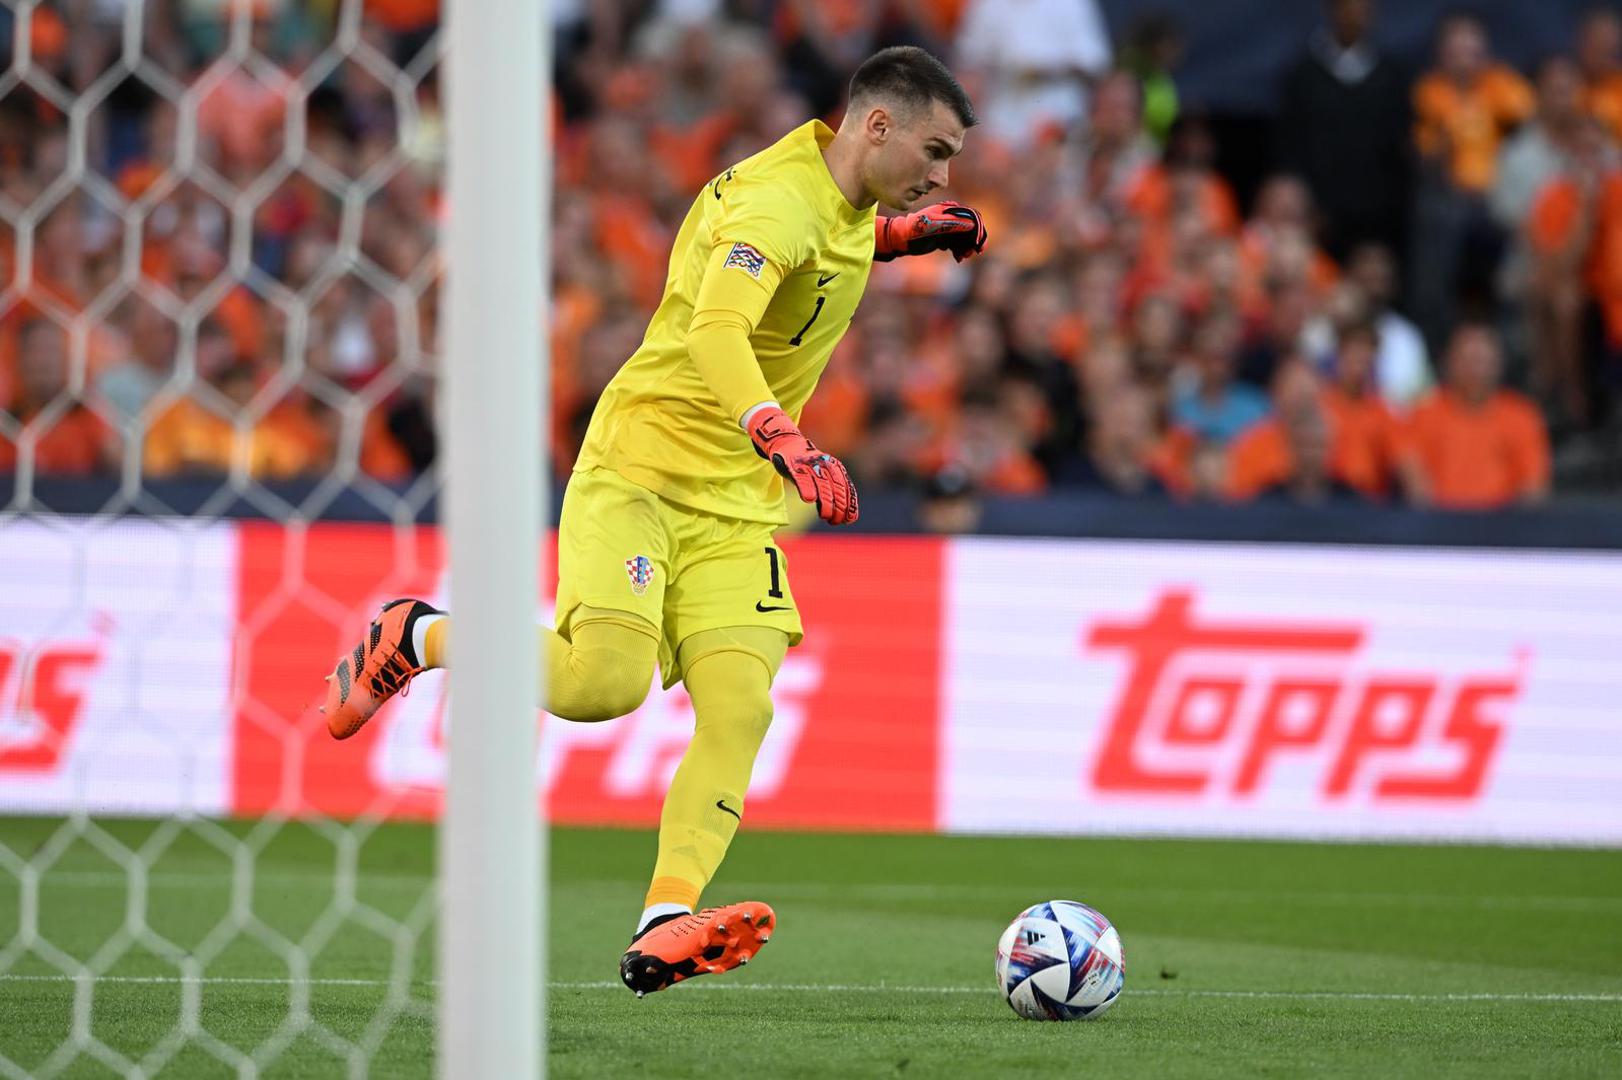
[6,475,1622,551]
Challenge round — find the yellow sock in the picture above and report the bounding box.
[645,627,788,909]
[643,877,701,910]
[423,619,449,668]
[423,607,659,722]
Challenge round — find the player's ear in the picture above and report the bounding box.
[863,105,891,145]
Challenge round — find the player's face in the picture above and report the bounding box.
[871,100,965,210]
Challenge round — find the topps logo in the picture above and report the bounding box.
[1084,591,1523,801]
[0,641,102,771]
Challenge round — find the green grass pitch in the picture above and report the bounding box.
[0,818,1618,1078]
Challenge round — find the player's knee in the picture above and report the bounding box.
[568,644,652,722]
[550,620,657,723]
[693,680,774,748]
[593,657,653,720]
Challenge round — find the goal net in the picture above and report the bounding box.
[0,0,480,1073]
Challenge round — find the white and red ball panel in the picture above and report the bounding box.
[996,900,1125,1021]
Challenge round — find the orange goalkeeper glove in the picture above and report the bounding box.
[746,405,859,526]
[873,201,988,263]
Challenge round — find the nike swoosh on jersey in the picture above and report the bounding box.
[755,602,793,612]
[817,272,839,287]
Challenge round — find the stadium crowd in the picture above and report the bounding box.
[3,0,1620,516]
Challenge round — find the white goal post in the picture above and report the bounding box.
[439,0,547,1077]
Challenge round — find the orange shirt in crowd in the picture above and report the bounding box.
[1146,426,1198,498]
[1412,65,1535,192]
[920,432,1047,496]
[1236,227,1341,297]
[1528,170,1622,346]
[794,357,869,458]
[1406,389,1549,509]
[0,406,114,475]
[359,406,413,481]
[1587,73,1622,141]
[590,193,672,310]
[1124,166,1241,237]
[1322,388,1410,496]
[1224,420,1293,499]
[195,69,289,170]
[774,0,879,43]
[651,114,738,194]
[143,394,415,483]
[976,451,1047,495]
[366,0,439,33]
[1224,390,1408,500]
[144,397,325,480]
[913,0,972,38]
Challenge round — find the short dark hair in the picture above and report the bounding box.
[848,46,977,129]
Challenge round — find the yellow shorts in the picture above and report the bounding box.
[556,468,803,688]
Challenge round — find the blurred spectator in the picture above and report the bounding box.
[194,32,292,181]
[954,0,1112,148]
[849,397,930,491]
[1409,13,1534,347]
[915,466,984,534]
[98,302,177,425]
[0,319,117,476]
[1407,322,1550,508]
[1238,275,1315,389]
[1070,70,1159,227]
[1,0,1616,516]
[143,326,331,480]
[1413,14,1535,194]
[380,384,436,477]
[1257,388,1360,505]
[1119,13,1184,145]
[1226,340,1414,506]
[1577,6,1622,140]
[1002,273,1082,470]
[1124,113,1241,254]
[1053,381,1167,496]
[1342,241,1432,406]
[1319,317,1419,498]
[1492,56,1591,242]
[366,0,440,68]
[1493,55,1595,394]
[1128,290,1184,410]
[932,386,1046,496]
[1526,118,1622,430]
[1241,175,1339,297]
[1171,307,1269,444]
[1226,361,1341,502]
[773,0,889,117]
[1277,0,1412,260]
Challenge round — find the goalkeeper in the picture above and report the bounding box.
[320,46,985,996]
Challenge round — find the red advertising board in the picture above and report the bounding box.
[231,523,943,832]
[4,520,1618,845]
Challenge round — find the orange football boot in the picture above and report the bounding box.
[619,902,776,997]
[322,598,441,740]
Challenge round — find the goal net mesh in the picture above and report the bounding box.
[0,0,448,1074]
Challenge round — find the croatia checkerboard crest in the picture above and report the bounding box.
[625,555,656,595]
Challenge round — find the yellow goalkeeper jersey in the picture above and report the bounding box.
[574,119,877,525]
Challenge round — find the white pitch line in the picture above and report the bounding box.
[1,972,1618,1003]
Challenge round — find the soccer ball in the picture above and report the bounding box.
[995,900,1124,1021]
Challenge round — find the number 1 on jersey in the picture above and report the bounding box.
[789,296,825,347]
[764,547,784,598]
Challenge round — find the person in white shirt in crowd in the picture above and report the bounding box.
[954,0,1112,148]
